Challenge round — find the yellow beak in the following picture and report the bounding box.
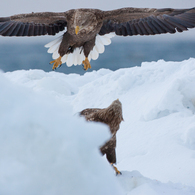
[75,26,80,35]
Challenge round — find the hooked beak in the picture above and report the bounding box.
[75,26,80,35]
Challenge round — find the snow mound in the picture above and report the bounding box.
[1,58,195,194]
[118,171,195,195]
[0,72,123,195]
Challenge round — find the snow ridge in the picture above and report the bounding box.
[1,58,195,195]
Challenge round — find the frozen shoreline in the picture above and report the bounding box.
[1,58,195,194]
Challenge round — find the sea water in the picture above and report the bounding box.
[0,40,195,75]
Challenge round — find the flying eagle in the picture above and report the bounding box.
[0,7,195,70]
[80,99,123,175]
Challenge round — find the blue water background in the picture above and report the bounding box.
[0,40,195,75]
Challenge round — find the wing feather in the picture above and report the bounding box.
[138,21,149,35]
[134,22,143,35]
[141,20,154,35]
[99,7,195,36]
[2,22,18,36]
[28,23,34,36]
[129,22,138,35]
[80,108,106,123]
[0,12,67,36]
[17,23,25,36]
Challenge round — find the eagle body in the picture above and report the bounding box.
[0,7,195,70]
[58,9,103,59]
[80,99,123,165]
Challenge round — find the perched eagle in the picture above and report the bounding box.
[0,7,195,70]
[80,99,123,175]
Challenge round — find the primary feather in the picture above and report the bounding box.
[0,7,195,70]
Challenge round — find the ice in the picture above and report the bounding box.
[1,58,195,194]
[0,72,123,195]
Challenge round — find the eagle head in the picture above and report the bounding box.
[73,9,98,35]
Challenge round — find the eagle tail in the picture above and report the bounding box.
[45,33,115,68]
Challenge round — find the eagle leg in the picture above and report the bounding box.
[111,163,122,175]
[82,57,91,71]
[50,56,62,70]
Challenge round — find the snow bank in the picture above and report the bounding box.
[117,171,195,195]
[1,58,195,194]
[0,72,123,195]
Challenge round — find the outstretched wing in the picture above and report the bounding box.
[100,7,195,36]
[80,108,108,123]
[80,108,100,117]
[0,12,67,36]
[80,108,102,121]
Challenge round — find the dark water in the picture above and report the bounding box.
[0,40,195,75]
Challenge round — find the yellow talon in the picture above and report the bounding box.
[50,56,62,70]
[111,163,122,175]
[82,57,91,70]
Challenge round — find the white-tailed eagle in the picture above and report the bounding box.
[0,7,195,70]
[80,99,123,175]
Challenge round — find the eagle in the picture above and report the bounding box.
[0,7,195,70]
[80,99,123,175]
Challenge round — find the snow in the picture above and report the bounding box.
[1,58,195,195]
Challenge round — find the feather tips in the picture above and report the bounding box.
[0,20,66,37]
[100,7,195,36]
[45,33,115,67]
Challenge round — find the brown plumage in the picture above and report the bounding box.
[0,7,195,70]
[80,99,123,174]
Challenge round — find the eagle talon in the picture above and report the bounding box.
[82,57,91,71]
[50,56,62,70]
[111,163,122,176]
[116,171,122,176]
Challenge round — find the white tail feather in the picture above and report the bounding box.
[73,48,80,65]
[48,42,60,54]
[61,54,68,63]
[78,50,85,65]
[66,53,74,67]
[93,45,100,60]
[95,39,105,54]
[45,33,115,67]
[52,50,60,59]
[89,46,98,60]
[45,36,63,48]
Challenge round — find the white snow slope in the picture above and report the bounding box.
[1,58,195,195]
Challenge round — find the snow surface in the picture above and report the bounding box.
[1,58,195,195]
